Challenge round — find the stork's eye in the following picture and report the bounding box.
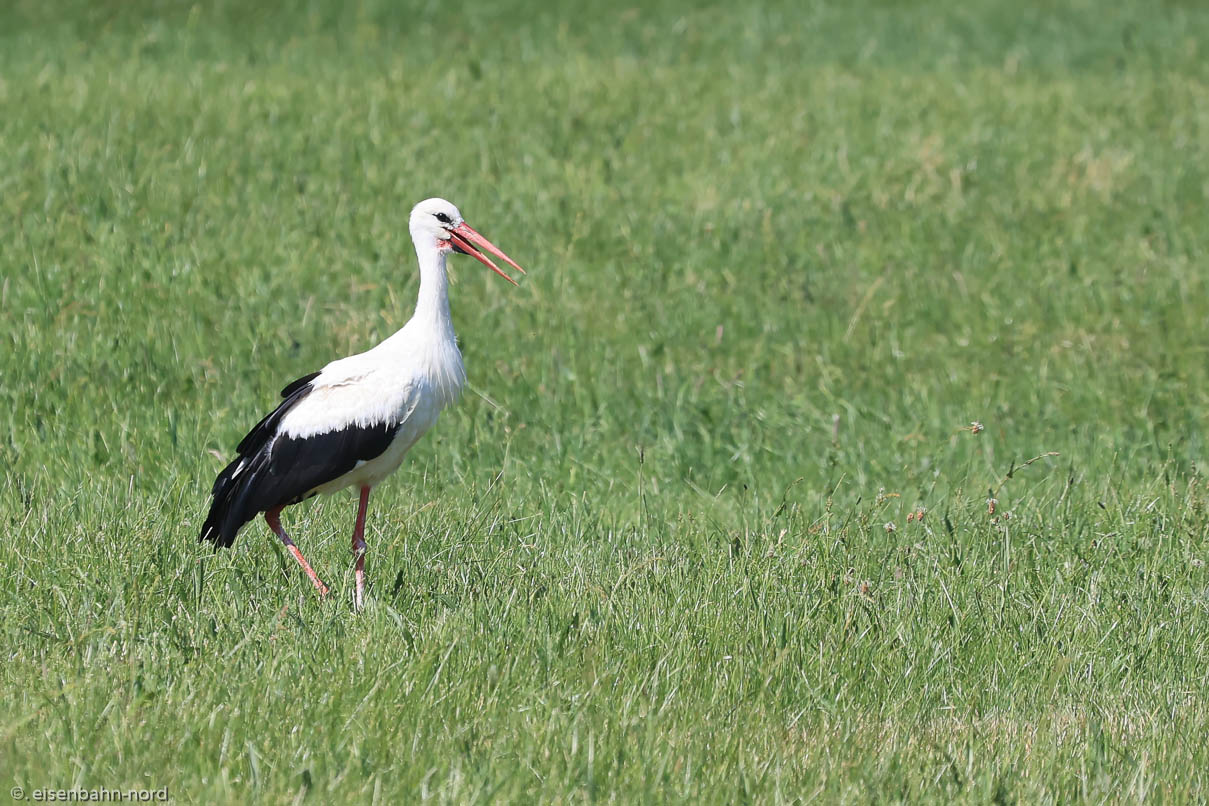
[435,212,452,225]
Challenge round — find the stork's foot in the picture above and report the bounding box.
[288,545,331,596]
[353,562,366,611]
[266,507,329,597]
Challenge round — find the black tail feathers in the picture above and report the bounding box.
[199,454,262,548]
[198,372,319,549]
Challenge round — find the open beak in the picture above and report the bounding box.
[449,222,527,286]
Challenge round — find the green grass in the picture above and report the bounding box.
[3,0,1209,801]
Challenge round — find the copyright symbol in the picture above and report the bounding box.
[11,787,25,800]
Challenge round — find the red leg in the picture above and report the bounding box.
[352,486,371,609]
[265,507,329,596]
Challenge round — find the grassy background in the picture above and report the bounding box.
[3,0,1209,802]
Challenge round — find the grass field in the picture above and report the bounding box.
[3,0,1209,802]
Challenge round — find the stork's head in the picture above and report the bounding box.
[409,197,525,285]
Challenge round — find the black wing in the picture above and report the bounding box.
[233,372,320,455]
[198,372,398,548]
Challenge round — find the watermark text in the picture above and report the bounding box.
[10,787,169,803]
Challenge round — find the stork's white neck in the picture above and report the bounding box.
[373,238,466,405]
[410,242,456,341]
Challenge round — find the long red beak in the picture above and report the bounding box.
[449,222,526,285]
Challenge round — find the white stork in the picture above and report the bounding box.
[199,198,525,609]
